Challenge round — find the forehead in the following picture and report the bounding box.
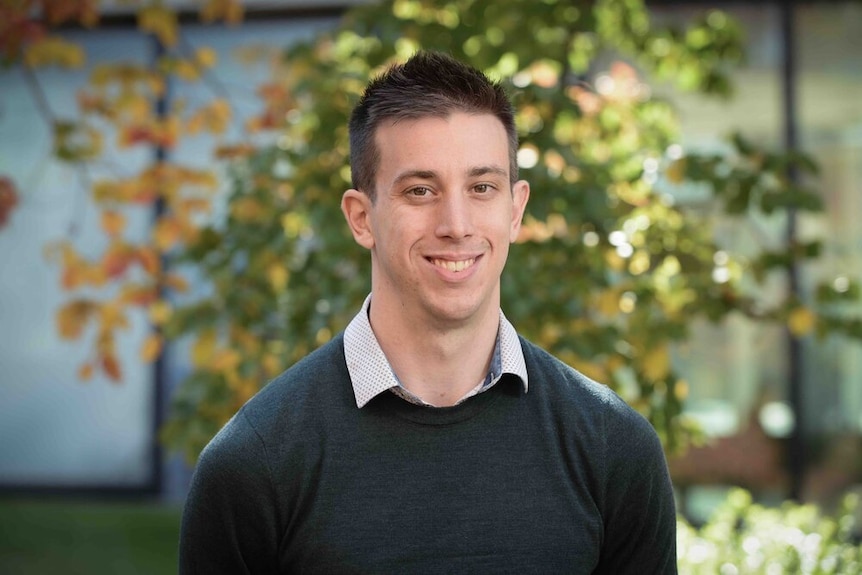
[373,112,510,180]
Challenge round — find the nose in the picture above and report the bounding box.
[434,191,474,240]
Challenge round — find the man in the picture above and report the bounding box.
[180,51,677,574]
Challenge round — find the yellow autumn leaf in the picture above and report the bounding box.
[232,197,265,222]
[24,36,86,68]
[100,210,126,237]
[99,301,130,331]
[674,379,689,401]
[201,0,245,24]
[140,334,163,362]
[262,353,283,377]
[642,344,671,381]
[173,59,201,81]
[153,217,182,250]
[604,249,626,272]
[115,92,152,123]
[571,358,608,383]
[195,47,218,68]
[148,300,173,325]
[267,262,289,292]
[212,348,242,373]
[788,306,817,336]
[191,329,217,368]
[138,5,179,47]
[234,377,258,404]
[186,99,231,135]
[230,325,260,354]
[666,158,687,184]
[594,288,620,317]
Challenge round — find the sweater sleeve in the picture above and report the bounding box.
[595,401,678,575]
[179,409,281,575]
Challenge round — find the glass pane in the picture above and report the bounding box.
[0,30,155,488]
[796,1,862,503]
[648,3,791,520]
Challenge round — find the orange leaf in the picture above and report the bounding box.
[136,246,161,275]
[98,301,130,332]
[164,273,189,293]
[140,333,163,362]
[77,362,94,381]
[101,245,134,279]
[100,210,126,237]
[153,217,182,251]
[215,143,256,159]
[61,266,86,290]
[120,284,159,306]
[42,0,99,27]
[186,99,231,135]
[57,300,96,339]
[119,125,155,147]
[101,353,122,382]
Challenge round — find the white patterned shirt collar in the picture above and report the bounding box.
[344,294,528,408]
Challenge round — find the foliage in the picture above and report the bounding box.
[678,489,862,574]
[1,0,243,383]
[161,0,862,459]
[3,0,861,460]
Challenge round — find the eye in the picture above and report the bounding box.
[407,186,431,197]
[473,183,495,194]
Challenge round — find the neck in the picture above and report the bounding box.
[368,295,499,407]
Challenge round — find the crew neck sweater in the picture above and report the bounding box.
[180,333,677,574]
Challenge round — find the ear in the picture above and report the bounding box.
[341,189,375,250]
[509,180,530,243]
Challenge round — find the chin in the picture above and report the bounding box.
[425,294,487,325]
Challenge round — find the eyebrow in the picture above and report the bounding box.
[392,165,509,186]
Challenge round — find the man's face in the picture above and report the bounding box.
[345,112,529,329]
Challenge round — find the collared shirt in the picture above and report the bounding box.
[344,294,529,408]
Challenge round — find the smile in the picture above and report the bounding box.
[430,258,476,272]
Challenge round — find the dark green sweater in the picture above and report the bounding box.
[180,334,677,574]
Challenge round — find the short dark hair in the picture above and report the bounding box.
[349,51,519,201]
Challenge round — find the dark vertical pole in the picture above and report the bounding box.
[780,0,805,502]
[149,35,169,497]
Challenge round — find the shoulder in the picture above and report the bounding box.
[519,337,628,413]
[519,336,660,450]
[198,334,351,468]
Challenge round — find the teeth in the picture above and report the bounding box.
[432,258,475,272]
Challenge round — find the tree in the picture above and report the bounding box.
[3,0,860,461]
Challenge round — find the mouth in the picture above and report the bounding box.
[429,257,477,273]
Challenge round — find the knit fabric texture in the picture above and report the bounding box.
[180,333,678,574]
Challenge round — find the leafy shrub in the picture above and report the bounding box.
[678,489,861,574]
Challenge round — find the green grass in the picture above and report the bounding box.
[0,498,183,575]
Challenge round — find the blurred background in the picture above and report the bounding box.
[1,0,860,572]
